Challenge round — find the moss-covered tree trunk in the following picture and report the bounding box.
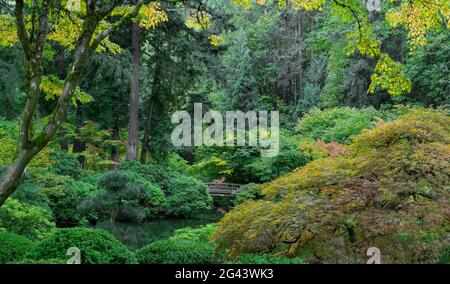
[0,0,98,206]
[0,0,168,207]
[126,20,141,161]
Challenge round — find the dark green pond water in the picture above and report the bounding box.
[96,212,223,250]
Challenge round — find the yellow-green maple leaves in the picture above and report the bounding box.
[386,0,450,49]
[0,15,18,47]
[185,8,224,46]
[369,54,412,96]
[0,1,168,54]
[136,2,169,29]
[40,75,93,105]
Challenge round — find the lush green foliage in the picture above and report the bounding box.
[213,109,450,263]
[121,161,170,191]
[0,230,37,264]
[233,183,263,205]
[48,151,84,179]
[136,225,217,264]
[192,132,312,183]
[164,175,213,218]
[296,107,382,144]
[0,0,448,265]
[0,199,55,240]
[32,228,136,264]
[80,171,165,223]
[18,169,99,227]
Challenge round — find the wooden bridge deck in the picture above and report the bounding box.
[206,183,241,197]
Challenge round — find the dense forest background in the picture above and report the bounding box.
[0,0,448,264]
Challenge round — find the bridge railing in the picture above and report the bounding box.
[205,183,241,196]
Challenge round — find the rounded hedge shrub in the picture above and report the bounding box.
[18,169,99,227]
[164,175,212,218]
[32,228,137,264]
[136,225,217,264]
[0,198,55,240]
[0,230,37,264]
[13,258,66,264]
[136,239,215,264]
[12,181,51,211]
[40,173,99,227]
[121,161,169,190]
[48,151,83,178]
[80,170,165,223]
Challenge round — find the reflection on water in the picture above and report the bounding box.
[96,211,223,250]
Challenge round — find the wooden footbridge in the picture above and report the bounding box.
[206,183,242,197]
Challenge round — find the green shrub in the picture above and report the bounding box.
[0,230,37,264]
[229,254,304,264]
[32,228,136,264]
[12,181,51,211]
[136,225,217,264]
[191,132,311,183]
[233,183,263,205]
[121,161,169,190]
[121,170,166,206]
[169,224,217,243]
[27,170,99,226]
[80,170,165,223]
[439,247,450,264]
[136,240,215,264]
[166,153,192,176]
[296,107,381,144]
[13,258,66,264]
[48,151,83,178]
[164,175,212,218]
[0,198,55,240]
[246,133,311,182]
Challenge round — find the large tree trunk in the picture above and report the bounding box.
[0,146,41,206]
[0,1,101,207]
[59,128,69,151]
[140,57,161,164]
[110,104,121,170]
[140,101,154,164]
[126,21,141,161]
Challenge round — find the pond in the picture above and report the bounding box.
[95,211,223,250]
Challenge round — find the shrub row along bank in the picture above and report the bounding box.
[1,224,302,264]
[5,162,213,227]
[213,109,450,264]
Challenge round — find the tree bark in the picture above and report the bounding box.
[110,104,121,170]
[0,1,100,206]
[0,146,41,206]
[0,0,154,207]
[60,128,69,151]
[140,101,154,164]
[126,21,141,161]
[140,56,161,164]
